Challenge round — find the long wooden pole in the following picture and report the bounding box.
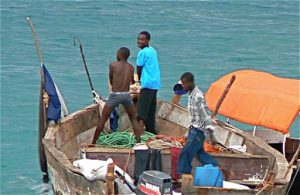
[27,17,43,64]
[211,74,236,118]
[26,17,48,179]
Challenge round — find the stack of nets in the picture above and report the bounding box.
[96,130,155,148]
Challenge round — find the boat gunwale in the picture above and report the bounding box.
[83,146,270,159]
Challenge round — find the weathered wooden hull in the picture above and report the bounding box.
[182,185,288,195]
[43,100,292,194]
[45,141,104,194]
[43,104,104,194]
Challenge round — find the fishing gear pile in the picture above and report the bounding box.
[96,131,155,148]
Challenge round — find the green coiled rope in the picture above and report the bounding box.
[96,130,155,148]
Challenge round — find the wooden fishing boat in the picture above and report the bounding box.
[26,17,295,195]
[43,98,292,194]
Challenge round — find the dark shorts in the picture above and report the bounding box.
[106,92,133,109]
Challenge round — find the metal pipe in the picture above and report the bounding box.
[252,126,257,136]
[282,134,287,157]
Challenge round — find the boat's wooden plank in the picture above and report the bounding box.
[84,146,268,158]
[181,175,287,195]
[56,105,99,148]
[246,129,285,144]
[76,127,96,145]
[59,127,96,159]
[59,136,79,159]
[85,147,133,154]
[182,186,259,195]
[285,137,300,161]
[156,118,187,137]
[182,174,194,189]
[182,184,287,195]
[228,133,244,146]
[214,126,230,146]
[157,101,190,128]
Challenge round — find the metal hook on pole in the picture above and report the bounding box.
[73,36,83,52]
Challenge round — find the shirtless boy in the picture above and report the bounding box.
[92,47,142,144]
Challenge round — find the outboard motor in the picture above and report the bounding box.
[137,170,172,195]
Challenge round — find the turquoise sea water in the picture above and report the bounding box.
[1,0,299,194]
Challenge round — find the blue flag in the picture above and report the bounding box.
[42,64,67,121]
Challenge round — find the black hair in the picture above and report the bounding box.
[118,47,130,59]
[139,31,151,40]
[181,72,194,83]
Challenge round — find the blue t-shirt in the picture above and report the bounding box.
[136,46,161,89]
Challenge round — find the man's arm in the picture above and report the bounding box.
[171,94,182,105]
[109,63,113,86]
[130,66,135,84]
[196,93,212,126]
[196,94,218,143]
[137,66,142,82]
[136,50,146,82]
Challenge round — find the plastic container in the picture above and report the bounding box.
[193,164,223,187]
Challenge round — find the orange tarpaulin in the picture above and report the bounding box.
[205,70,300,134]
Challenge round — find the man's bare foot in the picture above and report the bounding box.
[136,136,141,143]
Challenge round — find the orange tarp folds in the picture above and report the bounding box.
[205,70,300,134]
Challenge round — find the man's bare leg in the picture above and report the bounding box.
[125,105,142,143]
[92,105,114,144]
[138,119,145,134]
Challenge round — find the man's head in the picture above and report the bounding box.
[117,47,130,61]
[180,72,195,91]
[137,31,151,49]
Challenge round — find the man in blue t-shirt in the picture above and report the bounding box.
[136,31,161,134]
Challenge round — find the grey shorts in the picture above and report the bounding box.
[106,92,133,109]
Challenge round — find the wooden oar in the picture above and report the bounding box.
[211,74,236,118]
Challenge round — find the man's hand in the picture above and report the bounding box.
[42,90,49,108]
[204,125,218,145]
[184,131,189,138]
[130,83,141,94]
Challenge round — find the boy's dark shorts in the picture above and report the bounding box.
[106,92,133,109]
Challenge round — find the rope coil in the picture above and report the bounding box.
[96,131,155,148]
